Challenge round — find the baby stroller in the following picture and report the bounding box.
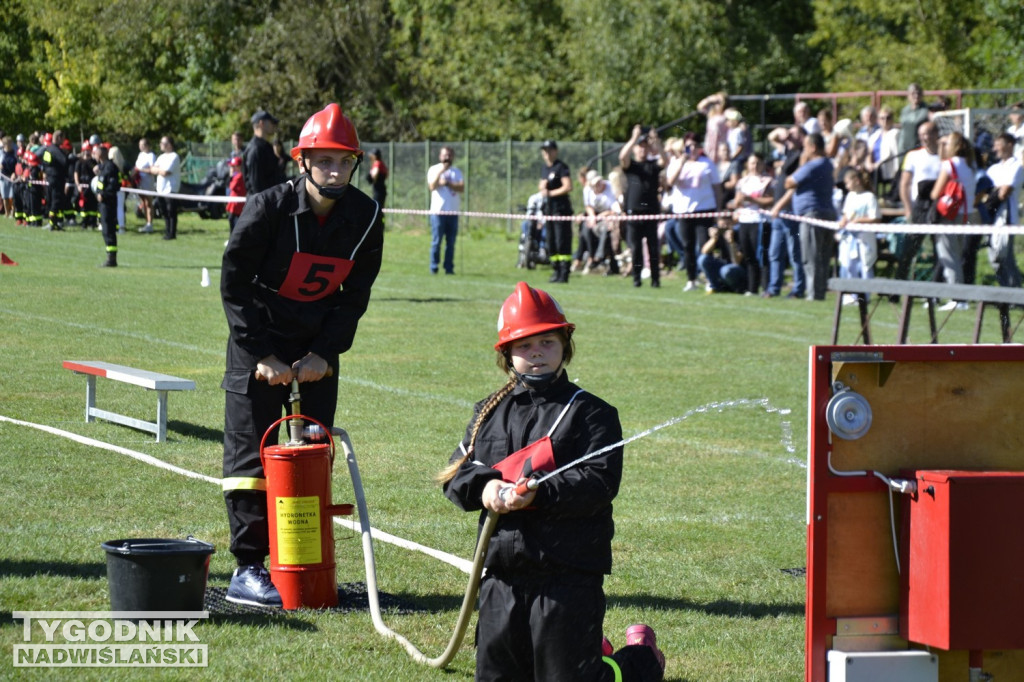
[516,191,548,269]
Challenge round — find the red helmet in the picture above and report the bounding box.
[81,141,92,152]
[228,155,242,167]
[60,138,72,152]
[43,132,53,145]
[23,150,39,166]
[290,103,362,162]
[495,282,575,350]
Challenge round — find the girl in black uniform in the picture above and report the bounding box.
[440,281,665,682]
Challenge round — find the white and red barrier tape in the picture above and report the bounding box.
[5,171,1020,235]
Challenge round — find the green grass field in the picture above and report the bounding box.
[0,212,1006,681]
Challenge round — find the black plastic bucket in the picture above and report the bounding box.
[101,537,215,611]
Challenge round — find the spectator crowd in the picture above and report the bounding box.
[3,91,1022,299]
[518,88,1024,308]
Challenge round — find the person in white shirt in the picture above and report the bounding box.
[896,121,940,280]
[134,138,157,233]
[582,170,621,274]
[426,146,464,274]
[141,135,181,240]
[985,133,1024,287]
[794,101,822,136]
[837,169,881,291]
[1007,103,1024,164]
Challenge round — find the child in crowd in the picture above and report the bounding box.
[439,282,665,682]
[836,169,880,302]
[226,155,245,233]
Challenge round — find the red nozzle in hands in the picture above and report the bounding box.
[514,477,539,496]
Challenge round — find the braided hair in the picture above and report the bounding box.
[435,327,574,485]
[435,375,516,484]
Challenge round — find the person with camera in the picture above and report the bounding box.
[427,146,464,275]
[620,125,666,288]
[666,132,721,291]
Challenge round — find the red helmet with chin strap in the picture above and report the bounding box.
[495,281,575,350]
[290,103,362,163]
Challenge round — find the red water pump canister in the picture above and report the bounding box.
[261,423,352,610]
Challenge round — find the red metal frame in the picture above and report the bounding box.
[805,344,1024,682]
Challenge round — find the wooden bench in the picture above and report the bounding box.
[828,277,1024,345]
[63,361,196,442]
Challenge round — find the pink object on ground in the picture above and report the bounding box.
[625,623,666,672]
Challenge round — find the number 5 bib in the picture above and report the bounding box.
[278,252,353,301]
[274,208,378,301]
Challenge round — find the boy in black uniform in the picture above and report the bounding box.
[41,130,71,231]
[74,142,99,230]
[93,144,120,267]
[220,103,384,607]
[18,151,45,227]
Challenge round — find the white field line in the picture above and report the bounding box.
[0,414,473,574]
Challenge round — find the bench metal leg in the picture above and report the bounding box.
[831,295,842,344]
[925,298,938,343]
[999,303,1011,343]
[156,390,168,443]
[85,375,97,423]
[898,296,912,344]
[857,295,872,345]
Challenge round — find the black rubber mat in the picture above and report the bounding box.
[203,582,421,616]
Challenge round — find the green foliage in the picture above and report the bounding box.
[3,0,1016,144]
[809,0,1024,94]
[0,0,48,134]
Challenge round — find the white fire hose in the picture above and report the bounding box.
[332,427,498,668]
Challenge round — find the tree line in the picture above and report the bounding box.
[2,0,1021,145]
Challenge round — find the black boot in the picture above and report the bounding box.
[560,260,570,283]
[101,251,117,268]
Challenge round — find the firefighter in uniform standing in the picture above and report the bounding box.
[17,151,46,227]
[41,130,71,231]
[539,141,574,283]
[93,144,121,267]
[220,103,384,606]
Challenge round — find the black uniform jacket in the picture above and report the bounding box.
[41,144,69,185]
[220,177,383,384]
[243,136,285,195]
[444,373,623,578]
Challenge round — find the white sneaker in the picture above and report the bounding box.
[938,300,963,312]
[139,223,153,233]
[683,280,697,292]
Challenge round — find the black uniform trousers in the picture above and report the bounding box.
[626,217,660,285]
[99,199,118,252]
[46,181,68,228]
[475,574,663,682]
[222,346,339,566]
